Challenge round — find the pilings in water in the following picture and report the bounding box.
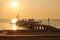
[16,19,57,32]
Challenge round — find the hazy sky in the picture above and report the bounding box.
[0,0,60,19]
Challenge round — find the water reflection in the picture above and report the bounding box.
[12,24,16,30]
[12,24,29,30]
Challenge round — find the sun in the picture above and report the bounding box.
[11,1,18,7]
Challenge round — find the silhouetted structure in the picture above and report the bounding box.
[16,19,60,32]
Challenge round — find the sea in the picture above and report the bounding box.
[0,19,60,30]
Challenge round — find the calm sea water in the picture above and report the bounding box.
[0,19,60,30]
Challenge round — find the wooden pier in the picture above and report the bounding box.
[16,19,60,32]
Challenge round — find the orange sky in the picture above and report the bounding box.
[0,0,60,19]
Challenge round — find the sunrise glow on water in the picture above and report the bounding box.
[12,24,17,30]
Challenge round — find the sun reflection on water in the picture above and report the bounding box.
[12,24,17,30]
[12,24,29,30]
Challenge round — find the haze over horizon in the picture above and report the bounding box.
[0,0,60,19]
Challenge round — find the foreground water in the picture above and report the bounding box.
[0,19,60,30]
